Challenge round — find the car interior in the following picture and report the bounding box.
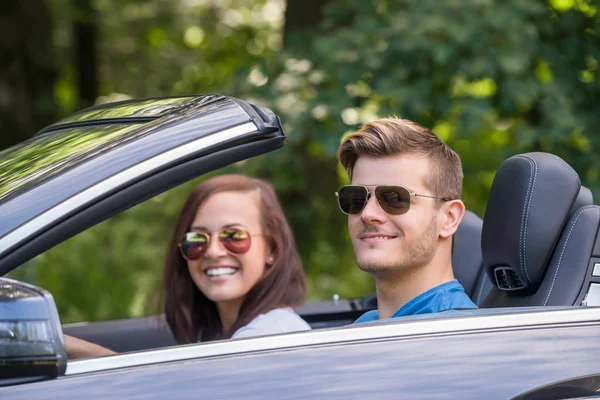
[479,152,600,308]
[58,150,600,355]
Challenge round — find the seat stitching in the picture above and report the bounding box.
[543,206,593,306]
[516,155,536,284]
[515,156,532,284]
[523,155,537,284]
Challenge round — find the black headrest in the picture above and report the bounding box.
[452,210,483,297]
[572,186,593,214]
[482,153,580,292]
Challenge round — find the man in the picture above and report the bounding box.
[335,118,477,323]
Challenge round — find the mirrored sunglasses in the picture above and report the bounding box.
[179,228,256,260]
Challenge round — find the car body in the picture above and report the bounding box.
[1,95,600,399]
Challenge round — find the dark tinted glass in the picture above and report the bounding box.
[375,186,411,215]
[337,186,369,214]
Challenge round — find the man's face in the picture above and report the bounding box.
[348,154,442,277]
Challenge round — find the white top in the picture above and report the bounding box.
[231,307,311,339]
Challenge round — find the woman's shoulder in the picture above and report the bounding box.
[231,307,311,339]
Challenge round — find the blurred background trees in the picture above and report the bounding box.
[4,0,600,323]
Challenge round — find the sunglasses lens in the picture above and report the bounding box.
[219,229,252,254]
[338,186,369,214]
[375,186,411,215]
[181,232,209,260]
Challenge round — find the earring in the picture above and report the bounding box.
[267,256,274,265]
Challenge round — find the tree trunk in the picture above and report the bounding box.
[0,0,58,151]
[280,0,352,282]
[283,0,331,48]
[74,0,99,108]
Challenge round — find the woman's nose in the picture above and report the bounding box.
[204,235,228,258]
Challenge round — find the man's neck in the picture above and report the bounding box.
[375,261,455,320]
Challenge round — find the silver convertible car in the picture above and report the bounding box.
[1,95,600,399]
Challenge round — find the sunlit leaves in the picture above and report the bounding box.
[184,26,205,48]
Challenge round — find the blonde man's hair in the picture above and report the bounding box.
[337,118,463,200]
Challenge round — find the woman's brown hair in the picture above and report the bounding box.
[163,174,307,343]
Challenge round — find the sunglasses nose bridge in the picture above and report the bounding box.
[360,189,387,219]
[204,233,228,257]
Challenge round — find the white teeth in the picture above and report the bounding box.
[205,268,238,277]
[369,236,393,240]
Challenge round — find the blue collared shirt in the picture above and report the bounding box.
[354,280,477,324]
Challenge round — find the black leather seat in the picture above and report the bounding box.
[452,210,491,305]
[480,152,600,307]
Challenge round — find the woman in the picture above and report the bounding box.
[164,174,309,342]
[66,174,310,358]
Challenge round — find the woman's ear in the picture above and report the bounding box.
[439,199,466,239]
[265,237,276,266]
[265,249,275,266]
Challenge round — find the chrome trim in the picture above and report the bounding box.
[66,307,600,376]
[0,122,258,253]
[584,284,600,306]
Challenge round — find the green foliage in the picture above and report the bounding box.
[10,0,600,323]
[49,0,284,112]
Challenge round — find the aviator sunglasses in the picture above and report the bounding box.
[179,228,260,261]
[335,185,453,216]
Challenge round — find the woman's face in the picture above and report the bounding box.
[185,190,270,307]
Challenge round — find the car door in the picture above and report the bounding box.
[2,307,600,399]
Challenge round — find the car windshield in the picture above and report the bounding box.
[0,124,144,203]
[50,97,196,126]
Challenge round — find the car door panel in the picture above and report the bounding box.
[3,323,600,399]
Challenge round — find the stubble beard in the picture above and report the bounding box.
[356,216,439,276]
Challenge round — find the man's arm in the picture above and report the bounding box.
[64,334,117,359]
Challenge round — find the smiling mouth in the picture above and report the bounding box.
[360,233,398,241]
[205,267,239,277]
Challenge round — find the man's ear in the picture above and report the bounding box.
[439,200,466,239]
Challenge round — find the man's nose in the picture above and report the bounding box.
[360,194,387,224]
[204,235,228,258]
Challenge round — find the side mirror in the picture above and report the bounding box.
[0,277,67,385]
